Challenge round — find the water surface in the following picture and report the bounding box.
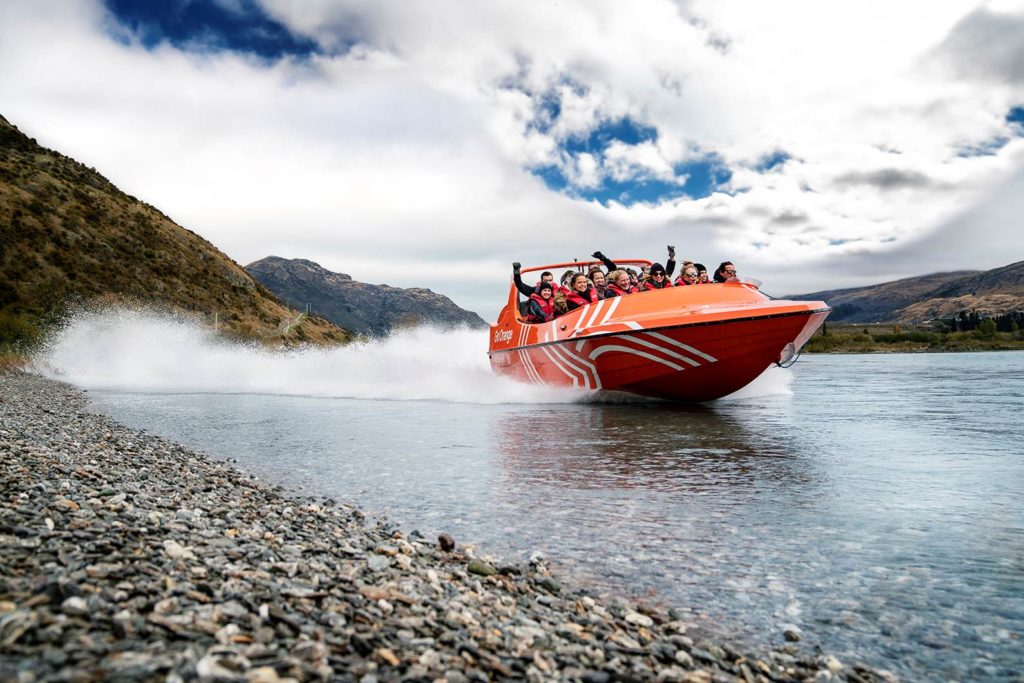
[82,351,1024,681]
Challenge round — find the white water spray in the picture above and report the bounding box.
[34,308,792,403]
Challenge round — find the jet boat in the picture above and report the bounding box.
[488,259,830,401]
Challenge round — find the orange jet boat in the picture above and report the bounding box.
[488,259,830,402]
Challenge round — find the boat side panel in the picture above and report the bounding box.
[490,310,827,401]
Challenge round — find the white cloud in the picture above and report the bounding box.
[1,0,1023,321]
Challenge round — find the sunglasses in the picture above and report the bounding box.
[724,269,736,275]
[652,272,665,277]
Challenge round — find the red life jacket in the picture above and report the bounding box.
[674,276,696,286]
[526,293,556,323]
[566,287,599,308]
[604,284,636,297]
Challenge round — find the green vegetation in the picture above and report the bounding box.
[1,114,351,351]
[804,322,1024,353]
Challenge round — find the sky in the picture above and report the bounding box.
[1,0,1023,319]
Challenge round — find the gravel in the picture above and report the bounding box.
[0,371,893,682]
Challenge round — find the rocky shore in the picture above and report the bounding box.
[0,372,887,682]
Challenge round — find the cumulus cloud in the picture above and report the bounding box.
[1,0,1023,319]
[931,6,1024,84]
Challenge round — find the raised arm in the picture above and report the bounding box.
[512,262,535,297]
[592,250,617,272]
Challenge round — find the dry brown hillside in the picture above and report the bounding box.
[0,114,349,346]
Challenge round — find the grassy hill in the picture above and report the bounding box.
[787,262,1024,324]
[0,114,349,348]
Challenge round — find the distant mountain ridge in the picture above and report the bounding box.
[246,257,487,336]
[787,261,1024,323]
[0,113,349,345]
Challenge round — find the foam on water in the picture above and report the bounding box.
[34,308,791,404]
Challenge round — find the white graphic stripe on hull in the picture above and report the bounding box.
[583,300,606,329]
[539,345,584,388]
[552,343,602,390]
[598,297,621,325]
[588,345,686,372]
[518,325,544,383]
[644,331,718,362]
[519,348,542,384]
[626,335,701,367]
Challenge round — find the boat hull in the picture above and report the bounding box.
[489,270,829,402]
[490,309,827,401]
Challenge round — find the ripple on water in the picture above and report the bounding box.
[84,351,1024,681]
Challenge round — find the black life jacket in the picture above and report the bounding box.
[604,284,636,298]
[642,278,673,291]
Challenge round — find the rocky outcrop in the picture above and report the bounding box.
[246,257,487,336]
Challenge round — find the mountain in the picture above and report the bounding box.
[246,257,488,336]
[787,261,1024,323]
[0,113,349,345]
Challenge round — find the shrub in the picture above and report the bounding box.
[0,311,39,349]
[975,318,998,340]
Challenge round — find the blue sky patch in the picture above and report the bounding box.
[957,136,1009,157]
[755,150,790,172]
[563,117,657,155]
[676,156,732,198]
[1008,106,1024,132]
[533,150,732,206]
[103,0,319,60]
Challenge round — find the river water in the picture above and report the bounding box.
[39,310,1024,681]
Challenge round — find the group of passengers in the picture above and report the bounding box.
[513,247,739,324]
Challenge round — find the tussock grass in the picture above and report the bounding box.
[1,114,350,347]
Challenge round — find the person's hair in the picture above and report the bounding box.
[570,273,590,289]
[694,263,706,273]
[553,293,568,314]
[541,271,553,279]
[561,269,576,286]
[714,261,735,283]
[607,269,625,284]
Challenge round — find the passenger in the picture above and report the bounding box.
[593,247,676,277]
[626,268,640,287]
[564,273,600,311]
[603,270,638,298]
[672,259,694,285]
[714,261,738,283]
[589,267,609,298]
[675,264,700,286]
[524,281,556,323]
[560,269,577,291]
[694,263,710,284]
[512,263,557,298]
[641,263,673,291]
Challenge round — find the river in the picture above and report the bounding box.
[39,310,1024,680]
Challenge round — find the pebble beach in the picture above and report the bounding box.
[0,371,889,682]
